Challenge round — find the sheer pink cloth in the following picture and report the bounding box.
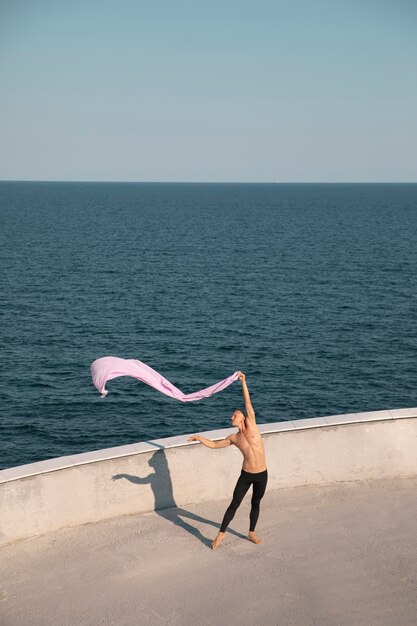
[91,356,239,401]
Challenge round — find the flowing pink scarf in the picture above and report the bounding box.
[91,356,239,401]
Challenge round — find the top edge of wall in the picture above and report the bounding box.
[1,408,417,484]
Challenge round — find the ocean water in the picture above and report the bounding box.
[1,182,416,470]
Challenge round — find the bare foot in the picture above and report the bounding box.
[212,532,226,550]
[248,531,262,545]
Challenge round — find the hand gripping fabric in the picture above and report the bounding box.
[91,356,239,401]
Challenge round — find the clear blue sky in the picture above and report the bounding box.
[1,0,416,182]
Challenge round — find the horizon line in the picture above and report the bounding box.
[1,179,417,185]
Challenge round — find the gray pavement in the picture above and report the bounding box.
[1,476,417,626]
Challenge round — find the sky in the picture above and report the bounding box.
[0,0,416,182]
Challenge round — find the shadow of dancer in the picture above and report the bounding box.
[112,449,245,549]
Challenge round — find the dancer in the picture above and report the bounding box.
[188,371,267,550]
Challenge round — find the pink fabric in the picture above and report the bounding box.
[91,356,239,401]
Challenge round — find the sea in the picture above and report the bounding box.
[1,182,416,471]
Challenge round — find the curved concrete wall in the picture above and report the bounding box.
[1,408,416,547]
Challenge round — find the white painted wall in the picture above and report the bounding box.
[1,410,416,547]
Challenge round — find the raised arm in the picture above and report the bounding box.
[188,435,232,449]
[238,371,255,422]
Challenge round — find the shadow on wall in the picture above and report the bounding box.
[112,447,245,549]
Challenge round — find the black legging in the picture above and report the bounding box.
[220,469,268,533]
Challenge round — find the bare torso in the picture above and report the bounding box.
[230,421,267,473]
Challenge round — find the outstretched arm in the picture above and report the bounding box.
[188,435,231,449]
[112,473,150,484]
[238,371,256,422]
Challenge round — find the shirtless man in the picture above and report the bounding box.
[188,371,267,550]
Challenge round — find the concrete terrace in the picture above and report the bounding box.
[1,476,417,626]
[1,410,417,625]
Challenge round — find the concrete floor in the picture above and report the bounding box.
[1,476,416,626]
